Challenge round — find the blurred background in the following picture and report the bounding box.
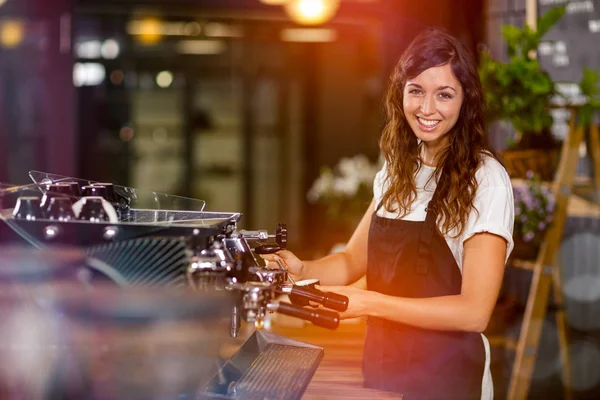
[2,1,600,399]
[0,0,484,256]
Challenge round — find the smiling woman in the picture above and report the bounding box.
[262,28,514,400]
[403,65,464,165]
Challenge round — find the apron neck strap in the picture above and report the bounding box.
[415,169,444,275]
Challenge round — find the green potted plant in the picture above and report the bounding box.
[578,67,600,128]
[478,5,566,181]
[574,67,600,196]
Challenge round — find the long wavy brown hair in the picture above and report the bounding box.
[379,28,492,237]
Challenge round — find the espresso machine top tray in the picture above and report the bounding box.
[27,170,242,229]
[0,172,243,247]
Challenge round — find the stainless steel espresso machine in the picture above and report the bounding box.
[0,171,349,400]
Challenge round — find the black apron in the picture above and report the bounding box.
[363,186,486,399]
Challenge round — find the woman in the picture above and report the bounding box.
[263,28,514,399]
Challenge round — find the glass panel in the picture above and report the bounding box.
[130,84,186,195]
[29,170,204,211]
[17,170,242,229]
[252,76,283,231]
[192,77,244,213]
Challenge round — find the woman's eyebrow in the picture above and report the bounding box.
[406,83,457,93]
[438,85,457,93]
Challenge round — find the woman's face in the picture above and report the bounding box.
[402,63,464,149]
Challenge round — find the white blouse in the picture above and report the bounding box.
[373,153,515,271]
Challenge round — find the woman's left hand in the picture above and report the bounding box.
[317,285,376,320]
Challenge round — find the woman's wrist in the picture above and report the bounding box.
[364,290,385,318]
[298,261,308,280]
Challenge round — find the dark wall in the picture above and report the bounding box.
[0,0,77,184]
[380,0,485,77]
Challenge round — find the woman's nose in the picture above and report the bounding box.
[420,96,436,115]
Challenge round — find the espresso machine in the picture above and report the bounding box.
[0,171,348,400]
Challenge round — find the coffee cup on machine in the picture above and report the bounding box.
[12,197,43,220]
[81,185,109,200]
[59,181,82,197]
[72,196,119,223]
[90,183,118,203]
[46,197,76,221]
[41,183,76,210]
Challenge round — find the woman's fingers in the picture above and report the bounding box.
[259,254,286,269]
[259,249,303,276]
[259,250,293,264]
[259,253,278,262]
[265,260,282,269]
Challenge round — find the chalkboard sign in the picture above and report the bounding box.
[538,0,600,85]
[536,1,600,143]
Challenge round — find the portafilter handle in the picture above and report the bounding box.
[267,301,340,330]
[280,285,349,312]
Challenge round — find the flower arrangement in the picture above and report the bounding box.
[307,154,380,228]
[513,171,556,247]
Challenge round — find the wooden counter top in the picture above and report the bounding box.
[269,319,402,399]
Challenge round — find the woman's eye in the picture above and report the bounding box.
[439,92,453,99]
[409,89,423,95]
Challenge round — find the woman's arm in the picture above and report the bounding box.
[321,231,507,332]
[262,198,375,286]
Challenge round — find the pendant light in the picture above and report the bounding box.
[283,0,341,26]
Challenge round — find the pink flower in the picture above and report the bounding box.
[524,231,535,242]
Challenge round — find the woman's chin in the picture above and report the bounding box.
[415,133,447,146]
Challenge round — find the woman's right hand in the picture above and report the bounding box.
[259,249,305,279]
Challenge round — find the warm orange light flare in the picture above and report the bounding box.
[300,0,324,18]
[134,19,162,44]
[0,20,25,48]
[284,0,341,25]
[260,0,289,4]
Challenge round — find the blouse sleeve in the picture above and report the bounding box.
[373,161,388,203]
[461,162,515,262]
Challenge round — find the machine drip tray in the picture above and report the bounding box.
[198,330,324,400]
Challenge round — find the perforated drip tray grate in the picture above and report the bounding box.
[198,330,324,400]
[231,343,322,399]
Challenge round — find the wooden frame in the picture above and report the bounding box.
[506,112,600,400]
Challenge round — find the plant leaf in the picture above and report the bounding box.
[501,25,522,58]
[579,67,600,97]
[536,5,566,37]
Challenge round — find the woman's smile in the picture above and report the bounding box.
[415,116,442,131]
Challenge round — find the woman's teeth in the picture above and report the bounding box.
[417,117,440,127]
